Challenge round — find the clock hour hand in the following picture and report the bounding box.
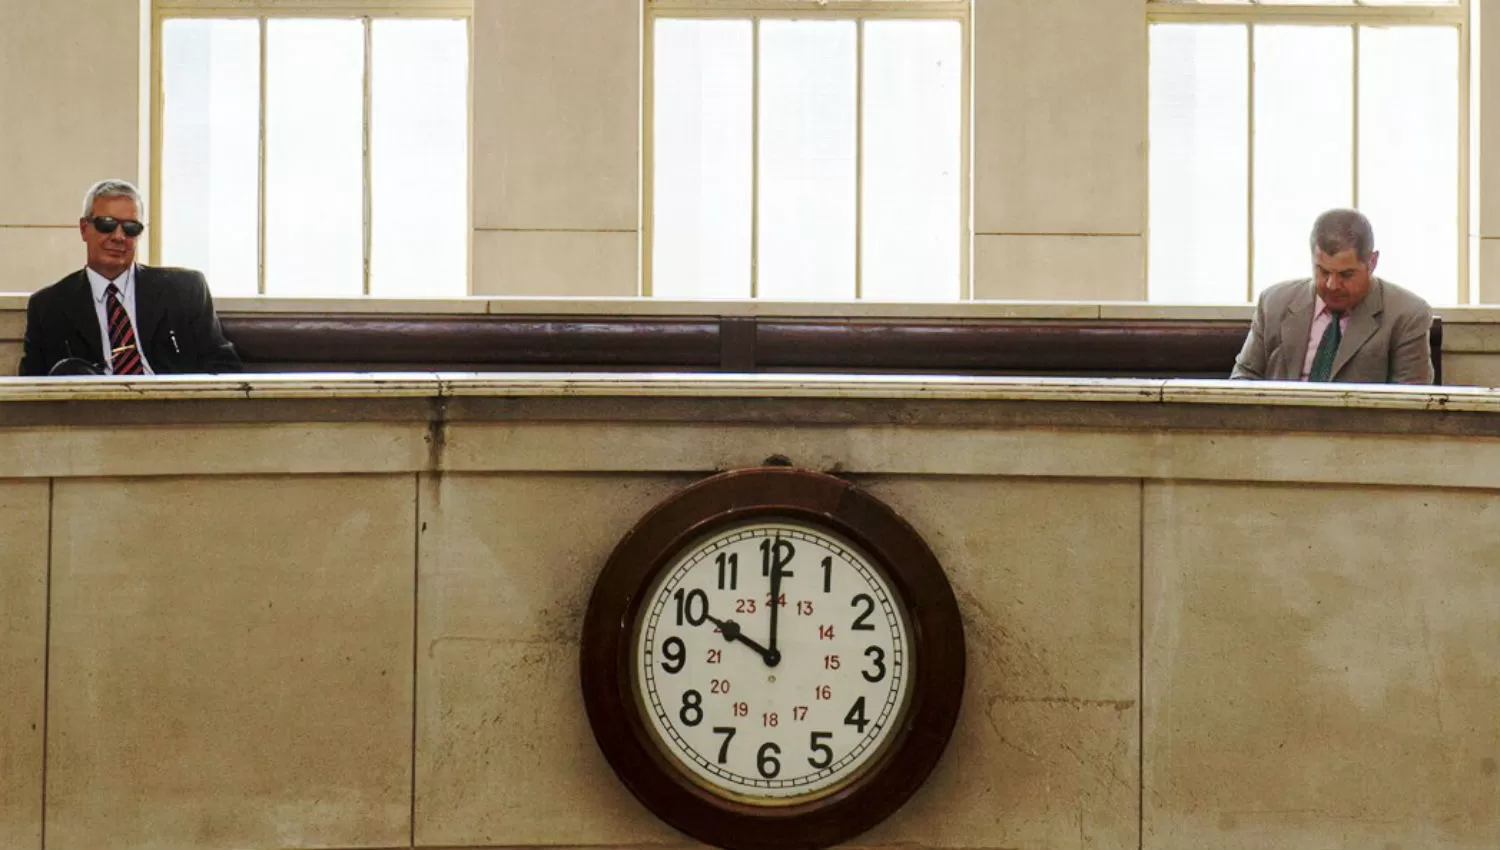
[705,613,780,667]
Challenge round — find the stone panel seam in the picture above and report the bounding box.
[1137,477,1145,850]
[410,472,421,848]
[41,477,53,850]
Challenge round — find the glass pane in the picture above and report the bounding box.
[264,19,364,296]
[370,19,469,297]
[758,20,857,300]
[1148,24,1249,303]
[1359,26,1459,305]
[862,20,962,302]
[160,19,260,296]
[1253,25,1353,295]
[652,19,753,299]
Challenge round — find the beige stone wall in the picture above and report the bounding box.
[6,0,1498,302]
[0,0,144,293]
[0,382,1497,850]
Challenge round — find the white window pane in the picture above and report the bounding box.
[1253,26,1353,295]
[264,19,364,297]
[758,20,857,300]
[160,19,259,297]
[862,20,962,302]
[652,19,752,299]
[1148,24,1248,303]
[1359,26,1459,305]
[370,19,469,298]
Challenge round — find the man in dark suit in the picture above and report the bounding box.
[19,179,241,376]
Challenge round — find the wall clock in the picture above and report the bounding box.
[580,466,966,850]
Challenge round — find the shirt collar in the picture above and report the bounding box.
[1313,293,1342,321]
[86,264,135,304]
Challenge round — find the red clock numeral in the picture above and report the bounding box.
[819,625,836,640]
[732,701,749,717]
[823,654,840,670]
[711,679,731,694]
[793,705,809,721]
[814,685,832,701]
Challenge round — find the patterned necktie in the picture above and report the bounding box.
[104,283,144,375]
[1307,310,1343,382]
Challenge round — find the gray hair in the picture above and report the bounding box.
[1309,208,1375,263]
[81,179,147,221]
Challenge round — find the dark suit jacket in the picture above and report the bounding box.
[19,265,242,376]
[1230,277,1434,384]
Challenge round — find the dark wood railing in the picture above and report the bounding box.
[219,314,1443,382]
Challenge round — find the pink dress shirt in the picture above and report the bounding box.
[1300,296,1350,381]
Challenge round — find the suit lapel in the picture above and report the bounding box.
[133,265,164,351]
[1278,283,1315,380]
[1331,279,1383,379]
[61,270,106,365]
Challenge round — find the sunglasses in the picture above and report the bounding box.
[88,216,145,238]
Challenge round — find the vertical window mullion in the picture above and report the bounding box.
[1459,16,1471,303]
[751,17,761,298]
[854,18,864,300]
[1353,24,1361,209]
[1246,23,1255,302]
[362,17,374,296]
[258,16,269,296]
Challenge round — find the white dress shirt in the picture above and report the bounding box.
[85,265,155,375]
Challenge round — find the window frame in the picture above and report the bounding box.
[150,0,474,296]
[643,0,972,299]
[1145,0,1471,303]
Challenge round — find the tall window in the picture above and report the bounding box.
[1148,0,1467,305]
[152,0,471,297]
[647,0,969,301]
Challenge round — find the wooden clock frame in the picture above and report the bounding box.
[579,466,966,850]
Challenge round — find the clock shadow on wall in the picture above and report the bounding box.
[580,465,967,850]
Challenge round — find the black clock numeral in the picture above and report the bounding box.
[712,726,737,763]
[757,742,782,778]
[680,689,703,726]
[715,552,739,590]
[843,696,869,734]
[821,555,833,593]
[807,731,834,769]
[759,537,796,577]
[850,593,876,631]
[661,636,686,674]
[673,588,709,627]
[862,645,887,683]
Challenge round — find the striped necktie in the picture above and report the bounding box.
[104,283,144,375]
[1307,311,1343,382]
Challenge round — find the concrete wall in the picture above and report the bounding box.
[5,0,1493,302]
[0,377,1497,850]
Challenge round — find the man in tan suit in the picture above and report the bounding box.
[1231,209,1433,384]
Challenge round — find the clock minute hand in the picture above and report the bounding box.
[704,613,776,664]
[766,560,784,667]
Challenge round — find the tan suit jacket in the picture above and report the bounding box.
[1230,277,1434,384]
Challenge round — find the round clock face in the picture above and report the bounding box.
[633,519,912,803]
[582,467,964,850]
